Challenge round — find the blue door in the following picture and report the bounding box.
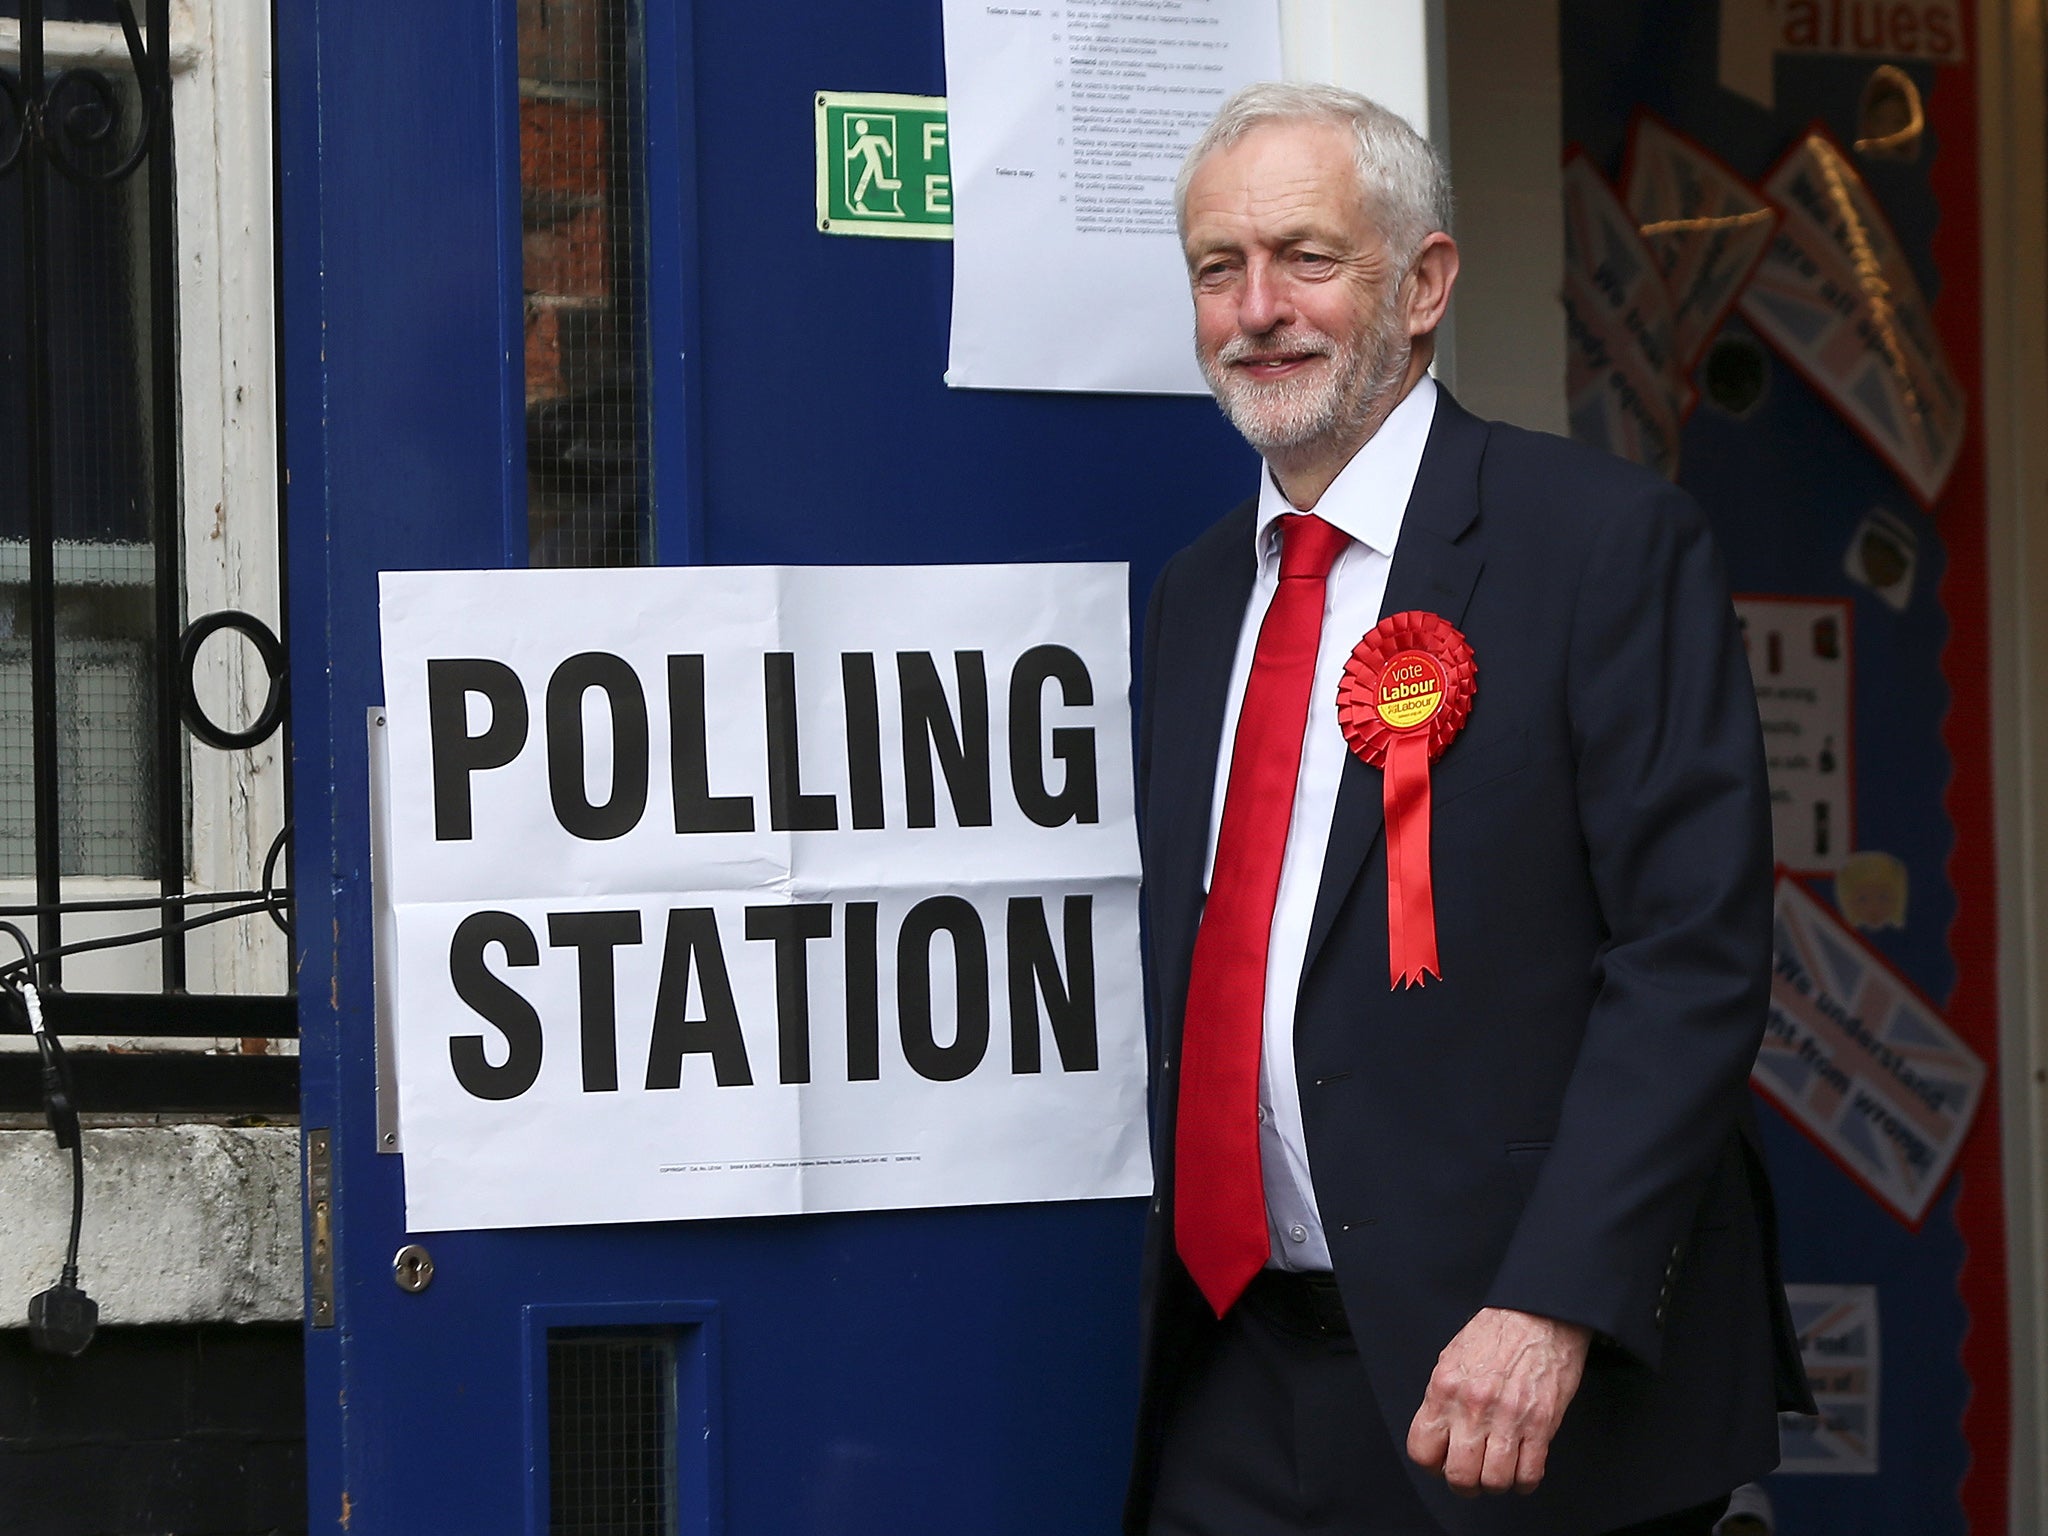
[279,3,1253,1530]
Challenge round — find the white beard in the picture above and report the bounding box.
[1199,287,1411,457]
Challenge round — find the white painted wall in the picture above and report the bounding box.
[1279,0,1566,433]
[1433,0,1566,433]
[1280,0,1439,136]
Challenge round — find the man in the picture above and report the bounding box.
[1128,83,1811,1536]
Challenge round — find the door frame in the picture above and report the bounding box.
[1980,0,2048,1527]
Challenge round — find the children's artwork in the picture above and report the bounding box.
[1779,1284,1880,1474]
[1734,596,1853,874]
[1562,152,1692,478]
[1757,877,1987,1227]
[1843,506,1919,610]
[1739,130,1966,506]
[1623,115,1780,367]
[1836,850,1908,931]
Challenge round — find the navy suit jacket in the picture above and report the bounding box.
[1127,392,1812,1536]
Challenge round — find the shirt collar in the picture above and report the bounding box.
[1251,374,1439,571]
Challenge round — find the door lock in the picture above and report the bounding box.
[392,1244,434,1294]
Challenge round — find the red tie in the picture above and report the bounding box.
[1175,512,1350,1316]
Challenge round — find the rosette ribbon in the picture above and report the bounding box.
[1336,611,1477,988]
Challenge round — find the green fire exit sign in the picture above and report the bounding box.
[815,92,951,239]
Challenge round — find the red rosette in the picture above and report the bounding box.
[1335,612,1477,988]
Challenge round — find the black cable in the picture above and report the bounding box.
[62,1132,82,1284]
[0,862,298,1353]
[3,936,97,1355]
[260,819,293,936]
[0,875,296,986]
[0,885,292,915]
[0,920,37,976]
[0,897,291,985]
[0,889,295,1352]
[0,856,298,992]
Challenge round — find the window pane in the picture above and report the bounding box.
[520,0,653,568]
[0,42,165,876]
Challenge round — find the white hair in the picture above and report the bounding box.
[1173,82,1454,256]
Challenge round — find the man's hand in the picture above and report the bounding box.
[1405,1307,1592,1496]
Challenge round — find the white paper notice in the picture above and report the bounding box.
[943,0,1283,394]
[1734,596,1853,875]
[378,564,1152,1232]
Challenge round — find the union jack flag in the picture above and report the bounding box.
[1755,876,1984,1227]
[1623,114,1779,368]
[1739,132,1965,506]
[1562,153,1690,478]
[1778,1284,1879,1474]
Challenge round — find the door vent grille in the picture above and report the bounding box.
[548,1329,679,1536]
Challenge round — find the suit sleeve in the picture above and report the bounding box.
[1481,484,1773,1368]
[1137,560,1169,837]
[1136,563,1169,1073]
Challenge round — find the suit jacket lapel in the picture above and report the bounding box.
[1301,392,1490,978]
[1147,502,1259,1028]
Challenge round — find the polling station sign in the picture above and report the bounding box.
[377,564,1150,1232]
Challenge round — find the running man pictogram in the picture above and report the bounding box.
[844,115,904,216]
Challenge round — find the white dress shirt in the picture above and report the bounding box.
[1202,375,1438,1272]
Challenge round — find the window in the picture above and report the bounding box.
[0,0,290,1108]
[519,0,654,569]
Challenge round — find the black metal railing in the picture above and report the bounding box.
[0,0,294,1114]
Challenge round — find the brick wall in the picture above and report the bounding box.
[518,0,646,567]
[519,0,615,406]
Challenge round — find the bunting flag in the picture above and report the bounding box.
[1623,113,1781,367]
[1779,1284,1881,1474]
[1756,875,1986,1227]
[1740,129,1966,506]
[1562,152,1693,478]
